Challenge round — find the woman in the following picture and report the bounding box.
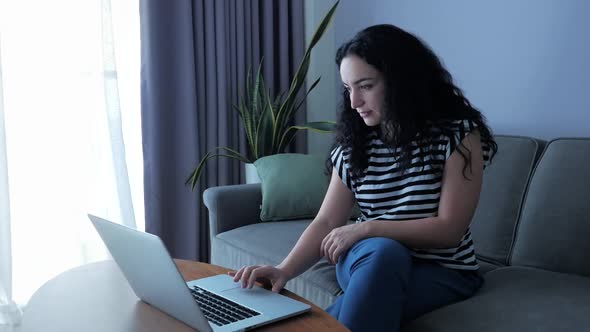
[231,24,498,331]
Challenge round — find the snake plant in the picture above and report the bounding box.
[187,1,339,190]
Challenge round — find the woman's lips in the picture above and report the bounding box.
[358,110,372,118]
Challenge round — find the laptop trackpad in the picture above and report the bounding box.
[214,283,241,292]
[190,274,311,316]
[222,286,270,297]
[191,274,256,293]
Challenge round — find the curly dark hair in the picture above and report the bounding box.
[330,24,497,179]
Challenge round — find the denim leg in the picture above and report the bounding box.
[326,237,413,332]
[401,258,484,325]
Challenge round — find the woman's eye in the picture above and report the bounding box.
[360,85,372,90]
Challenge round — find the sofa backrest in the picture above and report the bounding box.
[509,138,590,277]
[470,135,544,266]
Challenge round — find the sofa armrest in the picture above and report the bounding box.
[203,184,262,237]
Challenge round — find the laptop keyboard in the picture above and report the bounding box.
[190,285,261,327]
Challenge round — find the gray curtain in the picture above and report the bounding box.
[140,0,306,261]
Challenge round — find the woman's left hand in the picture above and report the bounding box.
[320,223,367,264]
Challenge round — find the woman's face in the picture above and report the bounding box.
[339,55,386,126]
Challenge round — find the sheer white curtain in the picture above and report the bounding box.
[0,39,20,328]
[0,0,141,327]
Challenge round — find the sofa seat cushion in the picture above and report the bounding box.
[402,266,590,332]
[211,220,341,309]
[477,258,502,275]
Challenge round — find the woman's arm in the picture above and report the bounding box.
[362,130,484,248]
[277,169,356,277]
[233,168,356,290]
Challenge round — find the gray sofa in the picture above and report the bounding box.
[203,136,590,331]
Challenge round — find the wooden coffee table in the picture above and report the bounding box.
[20,259,349,331]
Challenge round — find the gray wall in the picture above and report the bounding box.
[306,0,590,154]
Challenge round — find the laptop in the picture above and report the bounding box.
[88,214,310,332]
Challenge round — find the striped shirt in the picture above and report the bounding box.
[330,119,492,270]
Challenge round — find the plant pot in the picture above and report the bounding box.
[244,163,261,184]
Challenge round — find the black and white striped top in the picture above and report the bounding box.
[330,119,492,270]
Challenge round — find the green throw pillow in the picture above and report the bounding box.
[254,153,329,221]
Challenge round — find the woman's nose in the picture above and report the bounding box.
[350,90,364,109]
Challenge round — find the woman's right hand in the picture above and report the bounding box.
[228,265,290,293]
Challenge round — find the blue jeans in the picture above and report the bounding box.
[326,237,483,332]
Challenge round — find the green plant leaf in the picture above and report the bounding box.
[271,1,338,152]
[255,94,274,159]
[308,1,339,51]
[241,69,256,144]
[277,121,337,152]
[291,121,337,132]
[186,147,250,191]
[291,76,321,122]
[252,59,264,119]
[275,56,311,134]
[276,126,298,153]
[233,102,255,158]
[249,64,263,151]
